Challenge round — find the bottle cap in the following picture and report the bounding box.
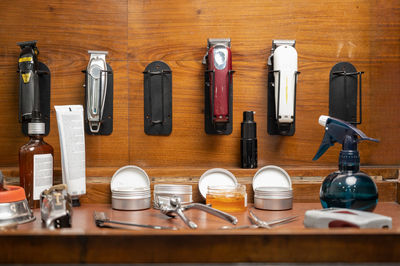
[243,111,254,121]
[318,115,329,127]
[71,197,81,207]
[28,122,45,135]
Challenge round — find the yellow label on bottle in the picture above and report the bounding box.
[22,73,31,83]
[19,57,33,63]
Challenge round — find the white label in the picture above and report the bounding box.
[33,154,53,200]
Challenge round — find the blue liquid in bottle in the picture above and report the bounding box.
[320,150,378,212]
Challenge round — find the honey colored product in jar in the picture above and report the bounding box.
[206,185,247,212]
[19,111,54,209]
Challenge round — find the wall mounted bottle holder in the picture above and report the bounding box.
[267,40,299,136]
[203,38,234,135]
[329,62,364,124]
[82,51,113,135]
[17,40,51,136]
[143,61,172,135]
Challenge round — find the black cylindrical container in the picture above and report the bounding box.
[241,111,257,168]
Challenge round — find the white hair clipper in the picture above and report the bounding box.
[268,40,300,136]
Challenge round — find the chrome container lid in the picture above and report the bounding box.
[154,184,192,194]
[254,186,293,199]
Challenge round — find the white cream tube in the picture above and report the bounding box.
[55,105,86,204]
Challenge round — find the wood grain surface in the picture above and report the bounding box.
[0,0,399,175]
[0,202,399,263]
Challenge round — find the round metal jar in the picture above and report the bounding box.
[153,184,192,208]
[112,187,151,211]
[254,187,293,210]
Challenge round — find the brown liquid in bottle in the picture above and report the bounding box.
[19,135,54,209]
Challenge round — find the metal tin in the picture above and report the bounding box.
[198,168,238,199]
[252,165,293,211]
[112,187,151,211]
[153,184,192,208]
[254,186,293,210]
[111,166,151,211]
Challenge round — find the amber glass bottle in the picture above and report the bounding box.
[19,120,53,209]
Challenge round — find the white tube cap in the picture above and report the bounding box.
[318,115,330,127]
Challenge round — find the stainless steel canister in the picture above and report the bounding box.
[112,187,151,211]
[254,186,293,210]
[153,184,192,208]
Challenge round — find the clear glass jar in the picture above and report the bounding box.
[206,185,247,212]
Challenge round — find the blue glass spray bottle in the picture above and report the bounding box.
[313,115,379,212]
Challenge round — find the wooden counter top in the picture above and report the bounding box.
[1,202,399,263]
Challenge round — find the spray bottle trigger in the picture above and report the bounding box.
[313,132,336,161]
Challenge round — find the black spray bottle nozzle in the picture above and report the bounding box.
[312,115,379,161]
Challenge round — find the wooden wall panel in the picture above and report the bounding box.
[0,0,128,60]
[128,0,400,167]
[0,0,399,175]
[0,0,129,170]
[367,1,400,165]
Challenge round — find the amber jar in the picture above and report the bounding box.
[206,185,247,212]
[19,126,54,209]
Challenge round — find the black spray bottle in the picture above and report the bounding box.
[241,111,257,168]
[313,115,379,211]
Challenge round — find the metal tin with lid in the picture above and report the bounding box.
[153,184,192,208]
[110,166,151,210]
[252,165,293,210]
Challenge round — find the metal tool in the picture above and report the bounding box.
[40,184,72,229]
[93,211,177,230]
[220,210,297,230]
[85,51,111,133]
[157,196,238,229]
[249,209,297,228]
